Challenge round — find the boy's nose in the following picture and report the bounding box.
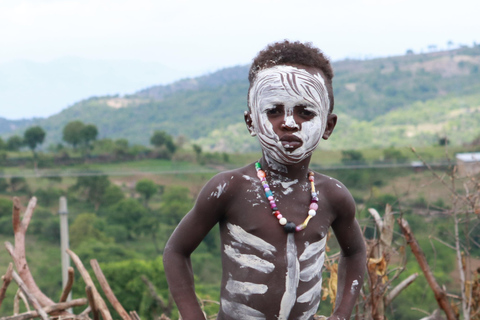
[282,115,299,130]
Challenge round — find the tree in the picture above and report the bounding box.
[80,124,98,155]
[0,137,6,150]
[74,175,110,210]
[24,126,46,169]
[135,179,158,207]
[341,149,365,165]
[150,130,176,153]
[106,198,148,239]
[6,135,23,151]
[62,121,84,150]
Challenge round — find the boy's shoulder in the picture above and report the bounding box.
[314,172,355,214]
[200,163,256,199]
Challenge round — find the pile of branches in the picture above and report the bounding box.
[0,197,144,320]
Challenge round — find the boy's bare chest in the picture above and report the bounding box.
[216,177,333,319]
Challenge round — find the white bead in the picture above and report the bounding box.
[308,209,316,217]
[279,217,287,225]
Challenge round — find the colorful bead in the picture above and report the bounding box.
[284,222,297,233]
[255,162,318,233]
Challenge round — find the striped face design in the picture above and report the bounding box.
[248,65,330,165]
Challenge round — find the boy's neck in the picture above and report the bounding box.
[259,154,312,180]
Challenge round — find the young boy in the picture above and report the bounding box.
[163,40,366,320]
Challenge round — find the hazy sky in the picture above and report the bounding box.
[0,0,478,119]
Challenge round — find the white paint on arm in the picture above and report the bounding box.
[351,279,359,294]
[227,223,277,258]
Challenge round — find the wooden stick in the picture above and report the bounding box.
[67,249,112,320]
[59,267,75,303]
[398,218,457,320]
[385,273,418,305]
[86,286,99,320]
[129,311,140,320]
[0,263,13,308]
[90,260,131,320]
[9,197,55,308]
[11,271,49,320]
[0,298,87,320]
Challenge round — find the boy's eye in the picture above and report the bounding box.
[266,105,284,116]
[297,106,317,118]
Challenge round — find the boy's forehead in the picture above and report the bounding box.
[250,64,329,108]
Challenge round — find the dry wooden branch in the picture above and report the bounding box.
[129,311,140,320]
[85,286,99,320]
[11,270,49,320]
[398,218,458,320]
[0,298,88,320]
[90,259,131,320]
[8,197,55,308]
[67,249,112,320]
[385,273,418,305]
[59,267,75,303]
[140,275,173,317]
[0,263,13,307]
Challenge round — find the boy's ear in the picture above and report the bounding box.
[322,113,337,140]
[244,111,257,136]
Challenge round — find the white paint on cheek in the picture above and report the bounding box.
[351,279,359,294]
[224,245,275,274]
[221,298,266,320]
[278,233,300,320]
[227,223,277,258]
[249,66,330,165]
[226,277,268,296]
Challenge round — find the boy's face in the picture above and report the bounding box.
[246,65,334,165]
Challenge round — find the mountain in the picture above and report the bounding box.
[0,57,191,119]
[2,45,480,151]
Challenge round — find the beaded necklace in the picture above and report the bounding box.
[255,162,319,233]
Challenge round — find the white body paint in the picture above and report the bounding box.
[221,298,266,320]
[248,65,330,165]
[227,223,277,258]
[209,182,227,199]
[351,279,359,294]
[226,277,268,295]
[224,245,275,274]
[278,233,300,320]
[222,225,327,319]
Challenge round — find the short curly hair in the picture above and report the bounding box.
[248,40,334,112]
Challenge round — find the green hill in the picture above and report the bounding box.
[2,45,480,151]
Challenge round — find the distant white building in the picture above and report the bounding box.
[456,152,480,176]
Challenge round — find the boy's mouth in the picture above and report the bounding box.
[280,135,303,150]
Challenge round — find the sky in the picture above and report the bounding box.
[0,0,479,120]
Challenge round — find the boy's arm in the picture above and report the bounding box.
[329,187,366,320]
[163,173,232,320]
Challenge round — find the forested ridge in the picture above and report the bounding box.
[2,45,480,151]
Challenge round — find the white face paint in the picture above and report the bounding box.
[248,65,330,165]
